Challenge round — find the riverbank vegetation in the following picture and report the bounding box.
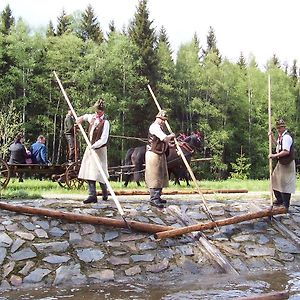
[0,1,299,181]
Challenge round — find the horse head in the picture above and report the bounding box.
[183,132,203,152]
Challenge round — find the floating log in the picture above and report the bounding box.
[0,202,173,234]
[236,290,289,300]
[155,206,287,239]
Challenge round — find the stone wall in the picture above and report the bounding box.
[0,194,299,290]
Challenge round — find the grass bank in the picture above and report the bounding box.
[0,177,281,200]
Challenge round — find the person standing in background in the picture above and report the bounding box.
[64,109,76,163]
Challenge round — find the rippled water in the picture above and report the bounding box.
[0,270,299,299]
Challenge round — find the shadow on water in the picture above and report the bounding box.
[0,270,299,299]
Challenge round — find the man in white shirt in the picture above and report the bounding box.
[269,119,296,210]
[77,99,109,204]
[145,110,175,209]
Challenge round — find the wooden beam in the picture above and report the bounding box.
[0,202,173,234]
[167,205,238,275]
[155,207,287,239]
[250,203,300,246]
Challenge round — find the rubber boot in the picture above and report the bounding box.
[84,180,97,204]
[100,182,108,201]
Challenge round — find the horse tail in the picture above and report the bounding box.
[123,147,135,186]
[124,147,134,166]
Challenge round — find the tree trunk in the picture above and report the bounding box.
[155,206,287,239]
[0,202,173,234]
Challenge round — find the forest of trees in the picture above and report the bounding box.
[0,0,299,180]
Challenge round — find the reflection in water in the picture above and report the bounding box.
[0,270,299,299]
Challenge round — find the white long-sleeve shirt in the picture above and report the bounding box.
[83,114,110,149]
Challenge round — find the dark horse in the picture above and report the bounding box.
[123,133,203,187]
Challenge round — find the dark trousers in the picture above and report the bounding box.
[87,180,108,200]
[65,134,75,162]
[149,188,162,203]
[273,189,291,209]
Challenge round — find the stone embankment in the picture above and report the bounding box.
[0,192,299,291]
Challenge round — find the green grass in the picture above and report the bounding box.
[0,177,298,199]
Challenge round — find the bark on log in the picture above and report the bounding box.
[155,206,287,239]
[0,202,173,234]
[236,290,289,300]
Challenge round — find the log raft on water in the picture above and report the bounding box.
[155,206,287,239]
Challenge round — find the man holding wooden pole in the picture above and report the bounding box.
[77,99,109,204]
[145,110,175,208]
[268,118,296,210]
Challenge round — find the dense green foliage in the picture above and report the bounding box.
[0,1,299,179]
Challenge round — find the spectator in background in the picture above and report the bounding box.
[8,132,27,164]
[64,109,76,163]
[30,135,49,165]
[8,132,27,182]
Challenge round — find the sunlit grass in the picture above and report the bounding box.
[0,177,298,199]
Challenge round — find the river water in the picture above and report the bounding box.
[0,270,299,299]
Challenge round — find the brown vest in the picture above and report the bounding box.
[278,131,295,165]
[148,132,168,155]
[88,117,107,147]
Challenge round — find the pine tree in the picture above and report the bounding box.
[192,32,200,51]
[56,10,71,36]
[128,0,157,84]
[203,26,221,64]
[156,26,176,111]
[192,33,201,58]
[158,26,171,49]
[46,21,56,37]
[79,4,103,43]
[0,5,15,35]
[271,54,280,68]
[237,52,246,69]
[107,20,116,37]
[290,59,298,85]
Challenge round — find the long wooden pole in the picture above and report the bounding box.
[0,202,173,234]
[155,206,287,239]
[53,72,126,220]
[268,74,274,206]
[147,84,215,223]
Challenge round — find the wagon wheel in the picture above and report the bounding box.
[58,178,68,189]
[0,159,10,190]
[51,172,68,189]
[65,162,84,189]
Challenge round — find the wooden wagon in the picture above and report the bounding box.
[0,158,84,190]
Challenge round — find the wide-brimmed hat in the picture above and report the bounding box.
[93,99,105,111]
[276,119,286,128]
[156,110,168,120]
